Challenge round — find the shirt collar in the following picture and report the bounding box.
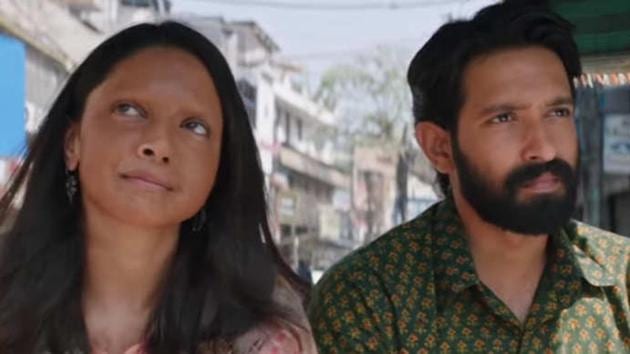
[430,197,480,296]
[430,197,616,301]
[557,221,617,287]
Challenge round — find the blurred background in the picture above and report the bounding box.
[0,0,629,283]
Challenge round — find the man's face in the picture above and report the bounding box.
[452,46,579,235]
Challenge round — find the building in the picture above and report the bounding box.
[269,77,354,272]
[0,0,165,189]
[178,15,357,273]
[59,0,170,34]
[353,144,437,245]
[352,145,398,244]
[0,0,100,187]
[552,0,630,236]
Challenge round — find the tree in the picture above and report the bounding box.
[314,46,433,241]
[314,45,412,142]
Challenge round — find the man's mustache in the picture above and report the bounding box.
[505,159,576,193]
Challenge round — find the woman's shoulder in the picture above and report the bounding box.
[197,276,317,354]
[232,319,305,354]
[233,276,318,354]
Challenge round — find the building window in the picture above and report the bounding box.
[285,113,291,145]
[120,0,152,7]
[297,118,303,141]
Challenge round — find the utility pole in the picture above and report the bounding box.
[576,83,603,227]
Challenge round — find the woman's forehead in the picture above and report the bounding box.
[105,46,211,85]
[86,46,220,111]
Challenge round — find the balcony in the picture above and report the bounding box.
[57,0,101,12]
[278,145,350,190]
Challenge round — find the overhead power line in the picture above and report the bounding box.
[185,0,467,11]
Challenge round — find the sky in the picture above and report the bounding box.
[173,0,498,81]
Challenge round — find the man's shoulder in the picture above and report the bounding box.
[313,209,437,294]
[569,220,630,250]
[308,211,439,327]
[567,220,630,271]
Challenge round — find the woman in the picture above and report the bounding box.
[0,22,317,354]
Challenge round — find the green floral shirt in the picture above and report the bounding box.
[308,198,630,353]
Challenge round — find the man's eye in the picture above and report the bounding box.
[551,108,572,118]
[115,103,143,117]
[182,120,210,137]
[490,113,514,124]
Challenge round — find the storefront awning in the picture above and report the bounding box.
[552,0,630,56]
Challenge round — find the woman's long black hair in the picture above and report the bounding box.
[0,21,307,353]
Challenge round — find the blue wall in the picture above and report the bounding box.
[0,34,25,157]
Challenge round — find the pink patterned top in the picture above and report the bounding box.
[91,277,318,354]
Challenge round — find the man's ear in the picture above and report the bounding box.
[415,121,455,176]
[64,122,81,171]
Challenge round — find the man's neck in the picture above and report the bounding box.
[452,192,549,323]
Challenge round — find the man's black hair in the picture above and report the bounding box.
[407,1,581,194]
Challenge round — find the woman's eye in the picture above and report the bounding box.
[115,103,143,117]
[490,113,514,124]
[182,120,210,137]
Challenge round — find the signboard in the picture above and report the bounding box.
[318,205,340,242]
[603,114,630,174]
[0,34,26,157]
[277,190,298,224]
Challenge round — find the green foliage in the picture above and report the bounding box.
[314,45,413,144]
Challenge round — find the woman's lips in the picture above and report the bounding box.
[120,171,173,191]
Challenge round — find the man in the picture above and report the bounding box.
[308,2,630,353]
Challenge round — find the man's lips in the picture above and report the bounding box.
[120,171,174,191]
[520,172,561,193]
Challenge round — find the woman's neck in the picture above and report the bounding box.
[82,208,179,353]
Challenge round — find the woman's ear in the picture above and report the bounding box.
[64,122,81,171]
[415,121,455,176]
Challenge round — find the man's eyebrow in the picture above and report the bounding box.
[545,96,574,107]
[478,96,574,117]
[479,103,529,116]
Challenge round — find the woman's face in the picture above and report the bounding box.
[65,46,223,229]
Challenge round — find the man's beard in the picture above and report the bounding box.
[452,139,578,235]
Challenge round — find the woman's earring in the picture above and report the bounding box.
[65,169,78,204]
[192,208,207,232]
